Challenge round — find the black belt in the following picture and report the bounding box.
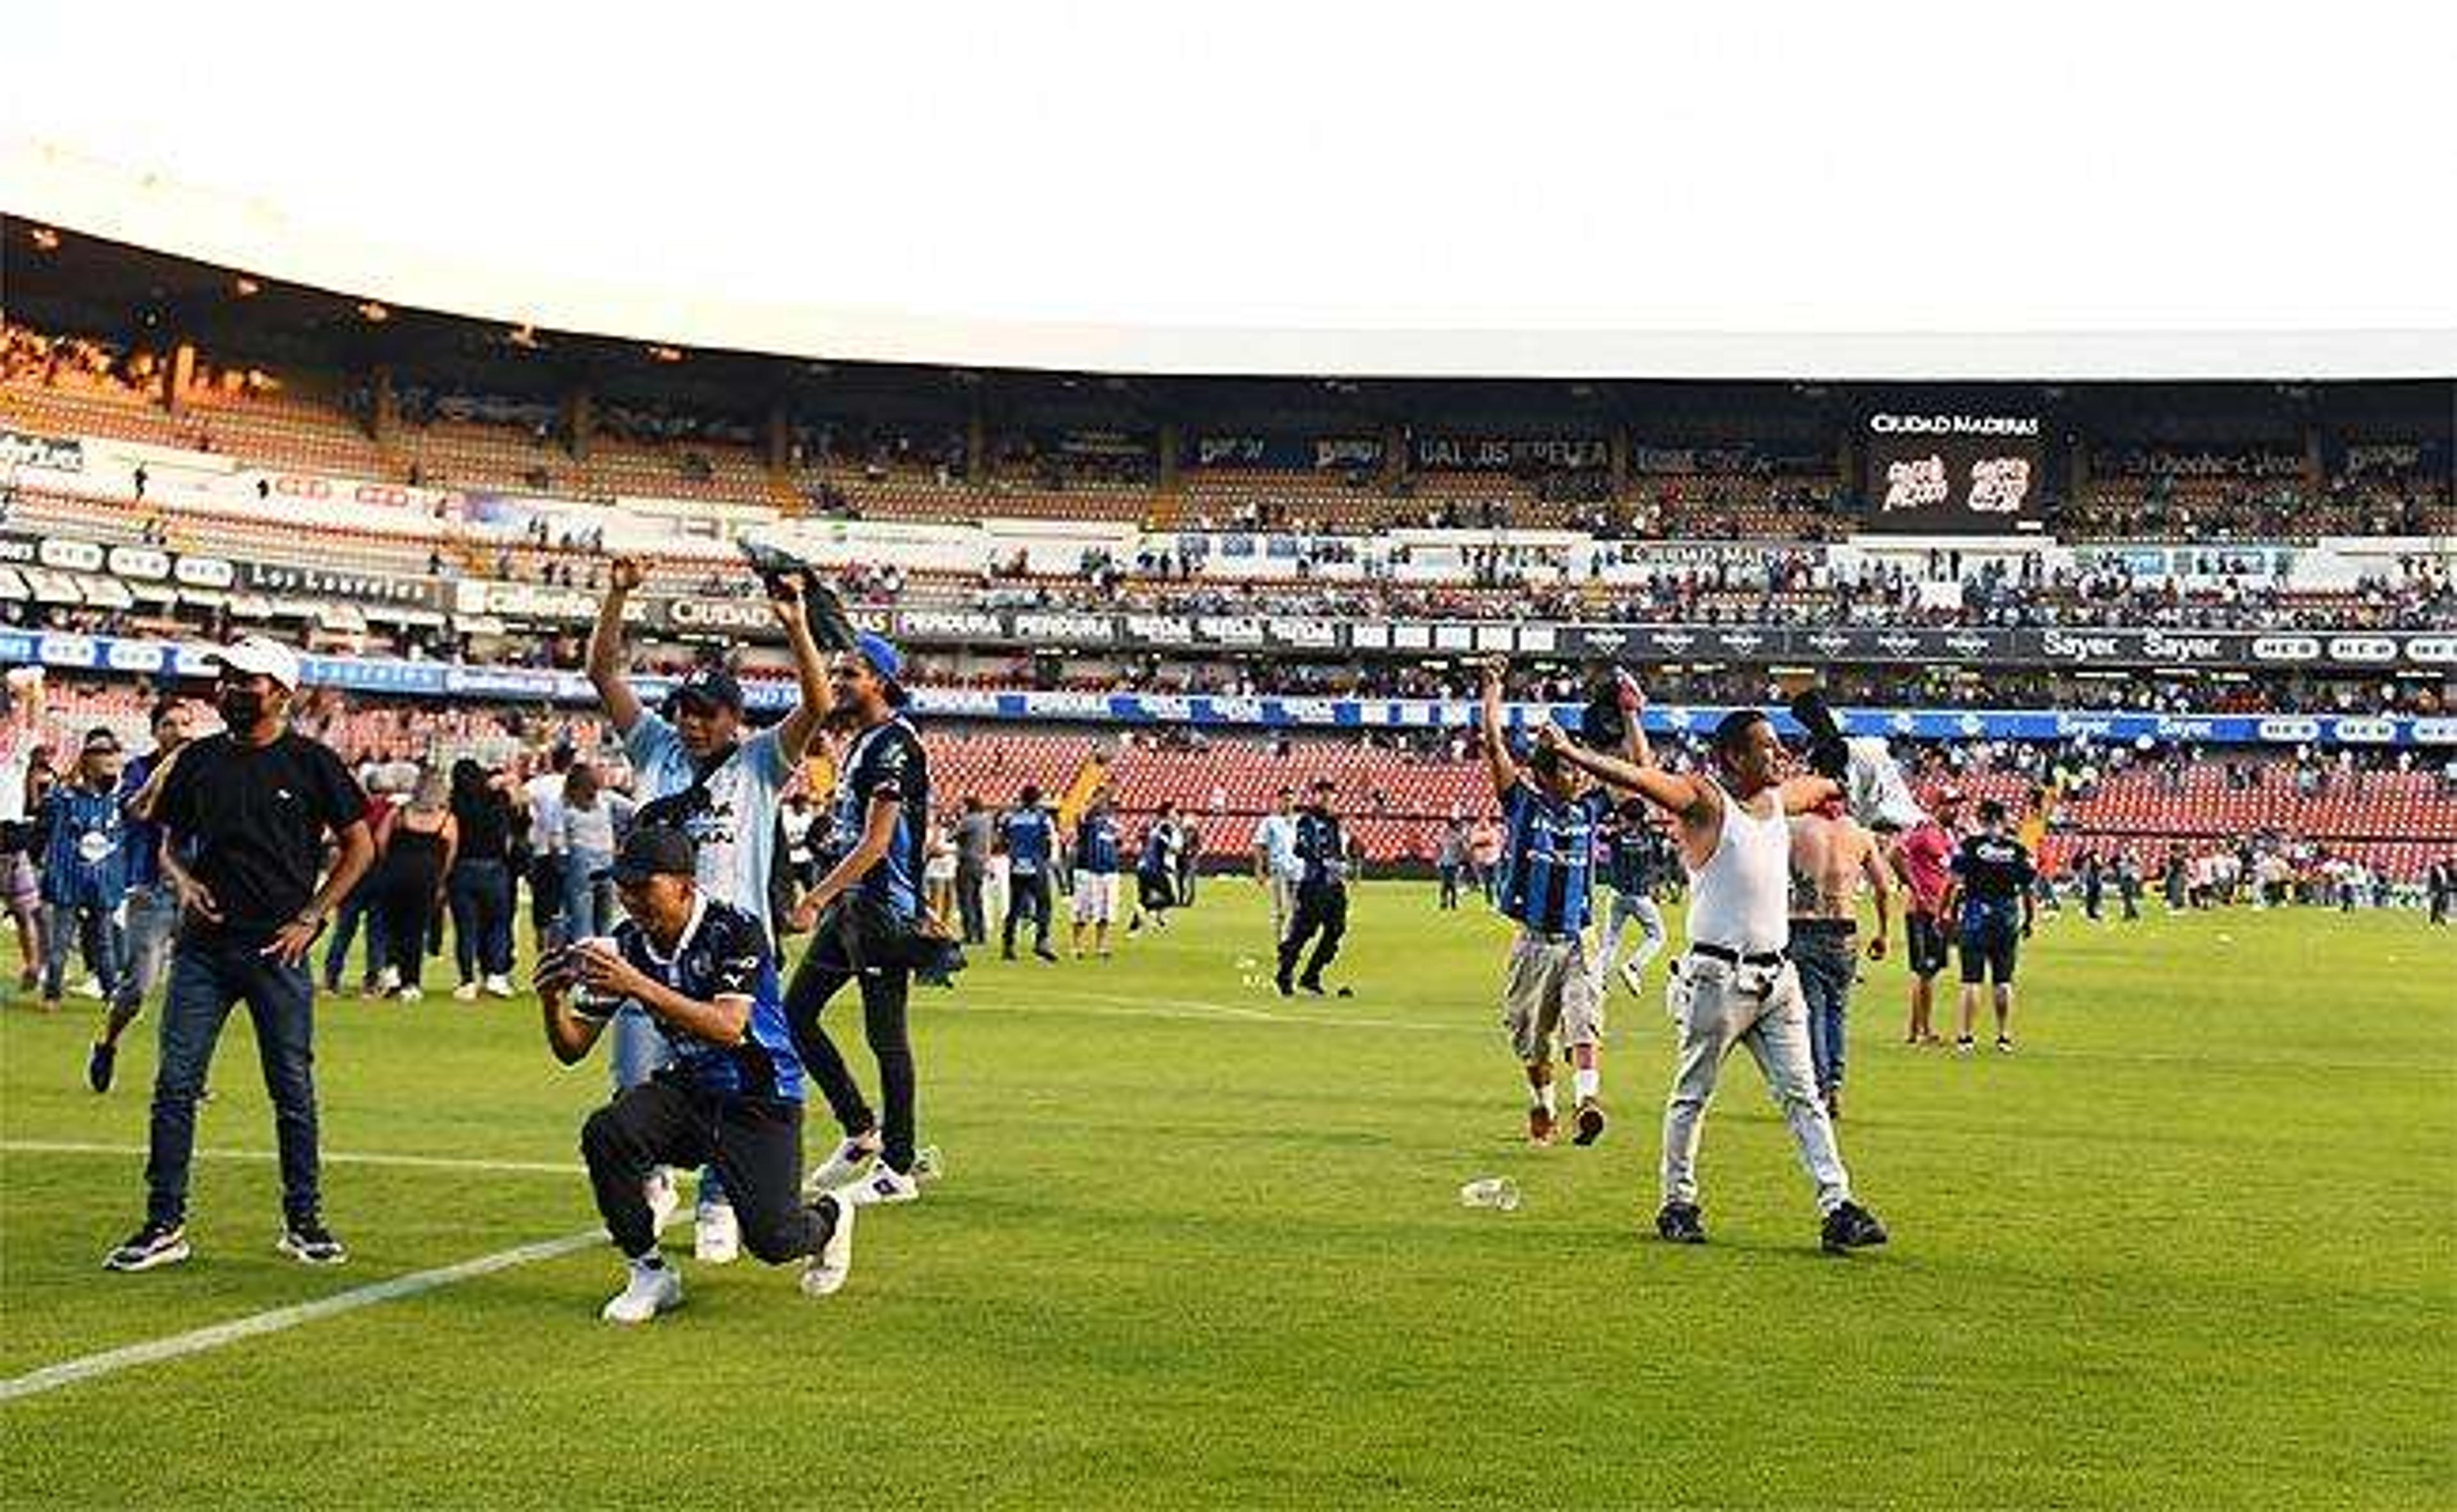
[1788,918,1857,938]
[1692,943,1784,969]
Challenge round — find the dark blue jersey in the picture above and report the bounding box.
[612,896,804,1103]
[39,783,132,909]
[1074,812,1122,875]
[1600,807,1674,895]
[999,806,1056,876]
[1500,780,1609,934]
[1292,808,1349,889]
[826,717,928,921]
[1139,819,1182,879]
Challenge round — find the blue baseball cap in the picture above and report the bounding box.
[854,631,908,703]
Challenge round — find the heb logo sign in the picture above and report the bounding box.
[2326,636,2398,664]
[2251,636,2321,662]
[2331,717,2396,744]
[2412,718,2457,744]
[2403,636,2457,665]
[2256,717,2323,743]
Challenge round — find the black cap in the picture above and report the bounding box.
[595,825,697,885]
[668,666,744,715]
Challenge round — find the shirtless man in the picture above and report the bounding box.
[1786,800,1894,1120]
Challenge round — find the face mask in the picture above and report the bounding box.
[217,689,266,729]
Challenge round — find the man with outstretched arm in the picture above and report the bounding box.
[1536,687,1890,1254]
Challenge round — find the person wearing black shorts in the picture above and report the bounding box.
[1943,799,2035,1054]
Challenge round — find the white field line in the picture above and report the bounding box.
[0,1229,604,1404]
[0,1142,620,1405]
[0,1140,576,1175]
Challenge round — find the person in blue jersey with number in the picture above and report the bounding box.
[1477,658,1630,1146]
[998,783,1060,962]
[785,632,941,1209]
[538,825,855,1322]
[1070,788,1124,960]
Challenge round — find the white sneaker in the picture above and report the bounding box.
[394,985,423,1003]
[1619,959,1646,998]
[451,982,481,1002]
[644,1168,681,1232]
[804,1134,881,1197]
[376,966,401,993]
[482,973,516,999]
[800,1195,855,1297]
[846,1164,920,1207]
[694,1202,740,1264]
[600,1260,681,1324]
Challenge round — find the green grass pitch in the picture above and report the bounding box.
[2,886,2451,1508]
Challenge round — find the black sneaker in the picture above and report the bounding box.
[104,1220,191,1271]
[277,1218,349,1266]
[1655,1202,1706,1244]
[1820,1200,1889,1253]
[1275,971,1294,998]
[1298,976,1326,996]
[1033,946,1059,964]
[1572,1100,1607,1146]
[87,1040,116,1094]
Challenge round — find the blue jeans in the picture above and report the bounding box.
[564,848,616,939]
[41,897,123,1001]
[114,884,179,1017]
[322,882,389,989]
[447,859,515,982]
[608,1005,727,1211]
[146,937,322,1225]
[1787,927,1859,1095]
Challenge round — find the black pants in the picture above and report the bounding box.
[955,862,987,944]
[1003,870,1053,955]
[785,899,918,1173]
[1278,882,1348,988]
[529,854,569,946]
[374,871,439,991]
[580,1078,834,1264]
[1438,864,1461,909]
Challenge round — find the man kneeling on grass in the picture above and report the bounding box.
[537,825,854,1322]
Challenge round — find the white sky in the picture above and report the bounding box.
[3,1,2453,376]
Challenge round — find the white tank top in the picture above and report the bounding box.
[1685,777,1791,954]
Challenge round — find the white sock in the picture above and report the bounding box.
[1531,1081,1557,1114]
[1573,1067,1601,1103]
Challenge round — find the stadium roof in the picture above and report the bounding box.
[4,6,2453,383]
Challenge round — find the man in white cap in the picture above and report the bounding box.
[106,635,375,1271]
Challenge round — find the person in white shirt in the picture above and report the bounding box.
[1250,786,1301,942]
[524,745,573,951]
[559,761,636,937]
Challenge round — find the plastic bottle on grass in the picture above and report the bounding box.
[1458,1177,1520,1212]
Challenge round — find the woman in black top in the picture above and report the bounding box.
[373,769,457,999]
[446,759,518,999]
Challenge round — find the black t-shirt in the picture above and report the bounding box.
[452,786,514,863]
[1952,834,2036,924]
[157,731,368,944]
